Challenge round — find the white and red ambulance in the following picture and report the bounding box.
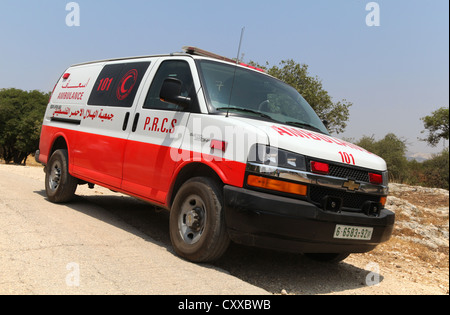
[36,47,394,262]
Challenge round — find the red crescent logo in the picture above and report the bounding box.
[120,75,133,94]
[116,69,138,100]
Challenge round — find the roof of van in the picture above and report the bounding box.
[71,52,189,67]
[70,46,268,74]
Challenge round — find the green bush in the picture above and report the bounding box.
[355,134,449,190]
[0,88,49,165]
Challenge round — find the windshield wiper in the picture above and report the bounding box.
[216,107,274,120]
[284,121,324,133]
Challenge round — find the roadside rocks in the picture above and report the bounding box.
[387,183,449,251]
[389,183,449,198]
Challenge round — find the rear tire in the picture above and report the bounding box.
[169,177,230,262]
[45,149,78,203]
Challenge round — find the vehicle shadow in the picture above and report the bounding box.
[34,189,383,295]
[215,244,383,295]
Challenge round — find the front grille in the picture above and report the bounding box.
[328,164,370,182]
[309,186,380,210]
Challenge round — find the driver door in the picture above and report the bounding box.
[121,58,199,204]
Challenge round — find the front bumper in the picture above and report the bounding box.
[223,185,395,254]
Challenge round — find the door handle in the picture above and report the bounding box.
[122,112,130,131]
[131,113,140,132]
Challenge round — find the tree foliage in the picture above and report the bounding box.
[250,60,352,134]
[420,148,449,190]
[420,107,449,147]
[354,134,449,190]
[354,133,409,182]
[0,88,49,165]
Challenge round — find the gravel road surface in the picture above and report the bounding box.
[0,164,447,295]
[0,164,268,295]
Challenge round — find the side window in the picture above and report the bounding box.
[143,60,197,111]
[88,61,150,107]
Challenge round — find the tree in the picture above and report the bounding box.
[405,148,449,189]
[0,88,49,165]
[250,59,352,134]
[354,133,409,182]
[354,133,448,189]
[420,107,449,147]
[421,148,449,189]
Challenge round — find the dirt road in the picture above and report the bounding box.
[0,164,447,295]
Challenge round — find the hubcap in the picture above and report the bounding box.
[48,161,62,192]
[178,195,206,245]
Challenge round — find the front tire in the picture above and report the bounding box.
[169,177,230,262]
[45,149,78,203]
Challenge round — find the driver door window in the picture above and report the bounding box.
[143,60,198,112]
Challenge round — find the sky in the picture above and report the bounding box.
[0,0,448,156]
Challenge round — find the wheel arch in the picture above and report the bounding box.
[42,133,71,169]
[167,162,224,208]
[49,135,69,157]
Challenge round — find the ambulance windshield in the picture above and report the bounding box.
[197,60,329,135]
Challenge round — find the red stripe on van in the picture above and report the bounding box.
[39,125,246,207]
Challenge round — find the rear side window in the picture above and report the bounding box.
[88,61,150,107]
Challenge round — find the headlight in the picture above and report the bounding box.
[247,144,306,171]
[246,144,308,196]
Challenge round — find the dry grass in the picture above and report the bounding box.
[0,154,43,167]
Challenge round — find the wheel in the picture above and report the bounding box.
[45,149,78,203]
[169,177,230,262]
[304,253,350,263]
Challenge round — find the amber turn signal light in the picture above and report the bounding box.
[247,175,307,196]
[379,196,387,207]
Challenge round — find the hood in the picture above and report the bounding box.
[233,117,387,171]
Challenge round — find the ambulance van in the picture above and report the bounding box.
[36,47,395,262]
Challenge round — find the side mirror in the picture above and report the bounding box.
[160,78,191,108]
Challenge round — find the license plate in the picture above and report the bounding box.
[334,225,373,240]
